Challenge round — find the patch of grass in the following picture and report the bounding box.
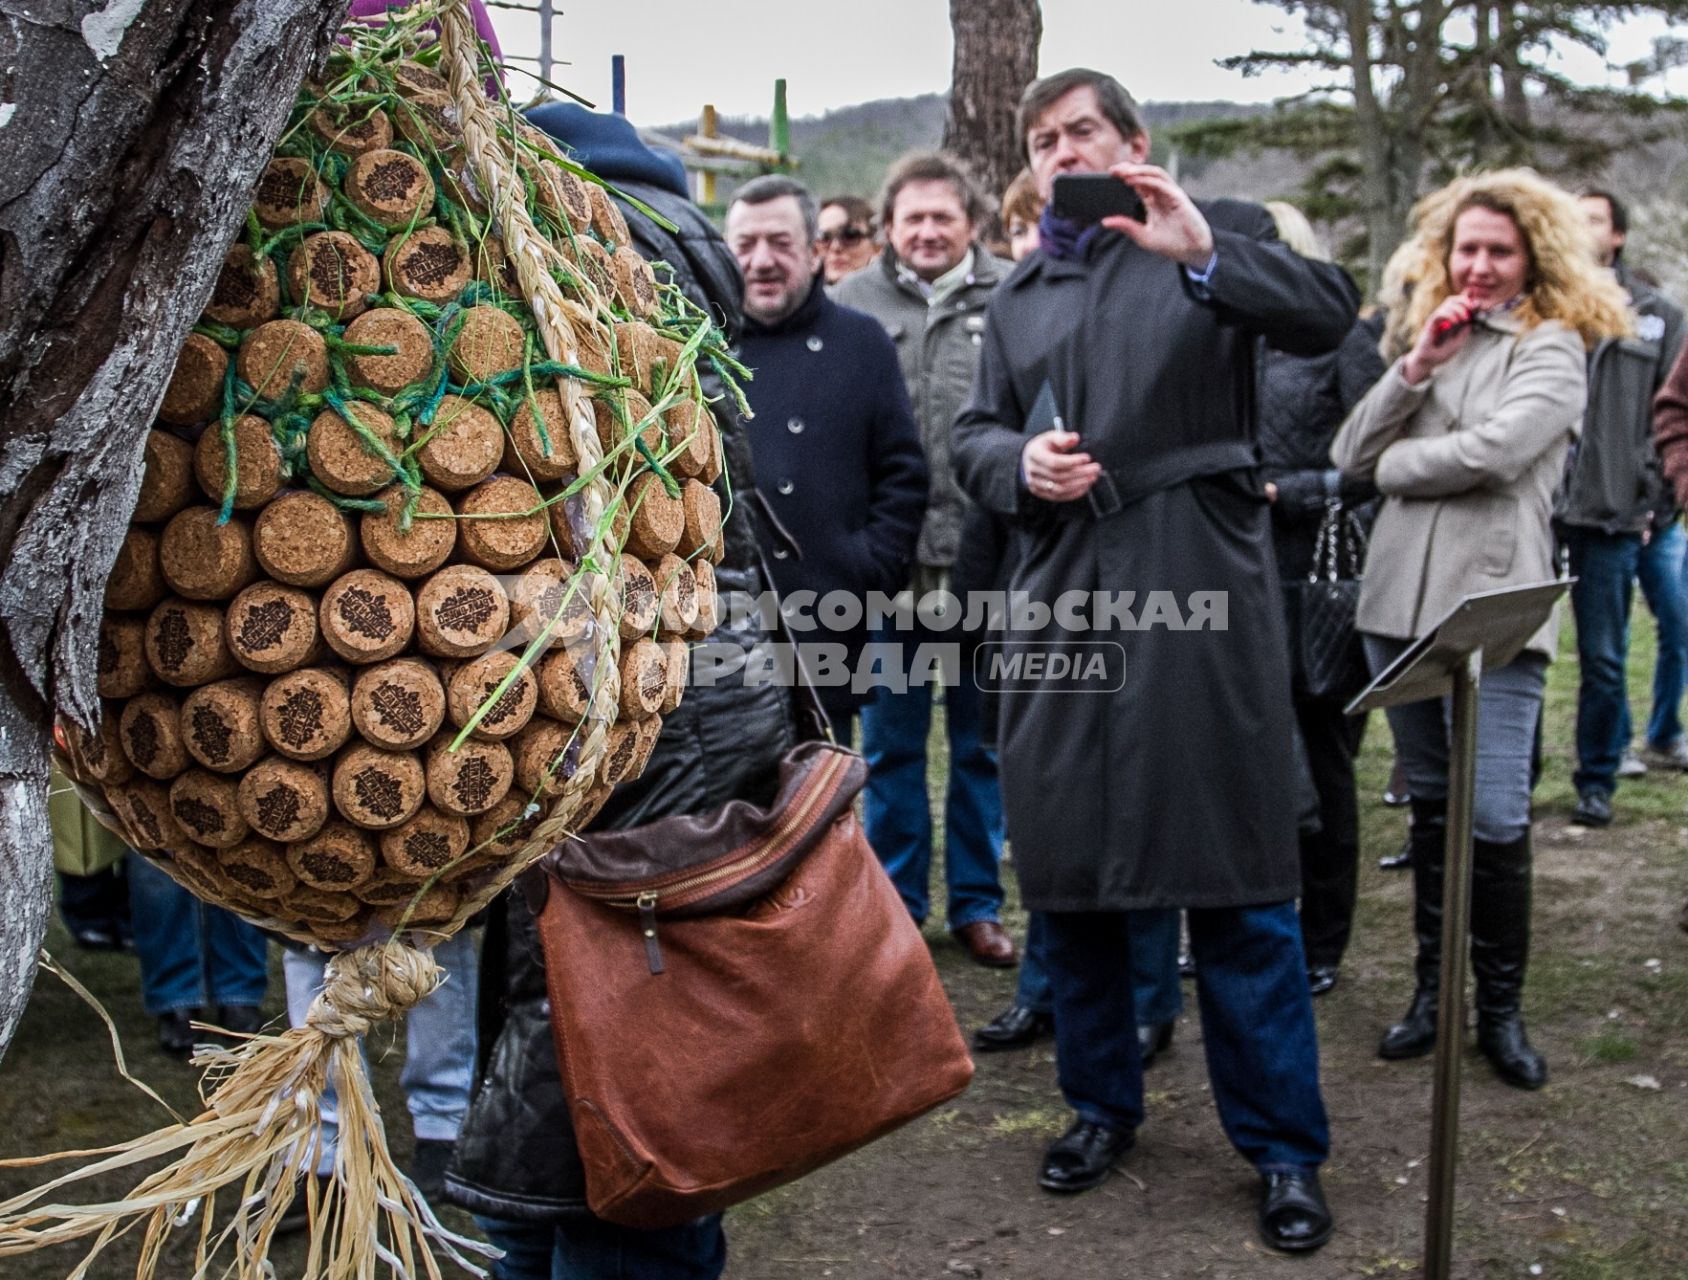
[988,1107,1066,1137]
[1580,1031,1639,1063]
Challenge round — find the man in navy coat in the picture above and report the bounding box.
[727,176,927,724]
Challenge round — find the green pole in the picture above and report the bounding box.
[771,79,790,165]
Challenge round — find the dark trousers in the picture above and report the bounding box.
[1294,695,1361,968]
[1043,902,1330,1172]
[474,1214,725,1280]
[1564,526,1643,795]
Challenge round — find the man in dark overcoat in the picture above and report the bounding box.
[951,68,1359,1253]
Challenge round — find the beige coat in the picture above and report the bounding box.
[1330,313,1587,658]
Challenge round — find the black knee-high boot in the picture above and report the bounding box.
[1471,831,1548,1089]
[1379,797,1447,1060]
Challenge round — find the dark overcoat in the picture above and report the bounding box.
[950,199,1358,912]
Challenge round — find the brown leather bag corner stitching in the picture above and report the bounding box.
[531,739,975,1228]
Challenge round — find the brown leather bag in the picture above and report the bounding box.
[531,740,975,1228]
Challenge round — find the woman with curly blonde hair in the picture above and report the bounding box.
[1332,168,1630,1091]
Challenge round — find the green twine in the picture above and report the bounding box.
[215,356,242,525]
[520,330,555,459]
[323,387,414,494]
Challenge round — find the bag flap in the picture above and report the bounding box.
[538,741,866,914]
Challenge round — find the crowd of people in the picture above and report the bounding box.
[46,50,1688,1280]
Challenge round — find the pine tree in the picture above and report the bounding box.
[943,0,1043,227]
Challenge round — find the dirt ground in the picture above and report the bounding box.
[2,635,1686,1279]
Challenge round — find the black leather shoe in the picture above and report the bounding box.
[1378,988,1438,1060]
[410,1139,455,1203]
[1136,1019,1175,1068]
[1378,836,1412,871]
[214,1004,266,1041]
[157,1009,202,1059]
[1307,964,1339,997]
[1038,1119,1135,1194]
[1477,1013,1548,1090]
[1571,788,1613,828]
[972,1005,1053,1053]
[1259,1170,1333,1252]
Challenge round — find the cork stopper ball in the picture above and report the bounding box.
[98,616,152,699]
[179,676,268,774]
[624,472,684,560]
[351,657,447,750]
[320,568,416,665]
[307,402,404,498]
[260,666,353,762]
[455,476,548,573]
[503,388,576,483]
[226,582,321,675]
[159,507,258,602]
[361,485,457,579]
[417,395,504,493]
[194,415,284,511]
[446,650,539,741]
[447,305,526,384]
[219,838,297,899]
[287,820,378,891]
[309,101,393,155]
[120,691,189,781]
[425,733,514,817]
[386,226,471,305]
[416,563,510,658]
[379,806,471,878]
[345,147,436,229]
[145,597,239,687]
[204,244,281,330]
[252,156,329,229]
[168,770,250,849]
[133,429,197,524]
[159,333,229,428]
[286,231,381,321]
[104,527,167,614]
[238,756,331,843]
[342,307,434,396]
[239,320,330,399]
[254,490,357,588]
[333,743,427,830]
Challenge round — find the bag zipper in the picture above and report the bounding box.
[571,751,850,974]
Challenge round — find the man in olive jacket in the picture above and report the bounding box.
[951,68,1358,1252]
[833,152,1016,965]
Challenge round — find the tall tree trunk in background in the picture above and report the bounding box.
[0,0,348,1064]
[943,0,1042,228]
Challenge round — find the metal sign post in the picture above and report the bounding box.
[1347,580,1569,1280]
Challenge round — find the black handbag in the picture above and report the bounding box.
[1293,499,1369,701]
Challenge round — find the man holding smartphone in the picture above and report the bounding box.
[952,67,1358,1252]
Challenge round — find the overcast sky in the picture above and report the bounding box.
[484,1,1687,127]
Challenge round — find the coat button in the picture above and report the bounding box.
[777,479,794,495]
[806,336,823,352]
[773,548,789,560]
[787,417,804,434]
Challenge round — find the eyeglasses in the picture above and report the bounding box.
[818,227,871,246]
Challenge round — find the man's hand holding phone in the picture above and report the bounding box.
[1022,430,1102,503]
[1104,164,1214,269]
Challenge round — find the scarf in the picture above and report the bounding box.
[1038,205,1103,262]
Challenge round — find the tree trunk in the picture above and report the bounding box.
[0,0,349,1064]
[942,0,1042,231]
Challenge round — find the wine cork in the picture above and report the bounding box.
[561,300,613,378]
[572,234,616,296]
[462,792,542,866]
[218,838,296,899]
[361,485,456,579]
[627,714,664,783]
[509,557,591,648]
[592,388,661,457]
[120,691,188,780]
[618,638,666,721]
[659,639,689,714]
[624,472,683,559]
[160,507,257,601]
[288,819,378,890]
[532,158,592,231]
[308,101,392,155]
[356,868,428,907]
[663,399,712,480]
[614,322,683,399]
[536,642,593,722]
[280,883,362,923]
[239,320,330,398]
[510,717,578,800]
[610,247,659,319]
[544,491,590,562]
[689,558,718,639]
[470,233,520,295]
[180,676,267,773]
[374,881,459,930]
[254,490,357,588]
[307,402,404,497]
[253,156,329,229]
[455,476,547,572]
[598,719,640,787]
[342,307,433,396]
[447,650,539,741]
[145,598,239,687]
[502,388,575,482]
[699,416,724,486]
[168,770,250,848]
[379,807,470,877]
[416,563,509,658]
[333,743,426,830]
[261,666,353,761]
[447,305,526,383]
[678,479,723,564]
[204,244,281,330]
[239,756,330,843]
[345,148,436,228]
[98,616,151,699]
[226,582,319,675]
[587,181,631,246]
[287,231,379,320]
[134,429,197,524]
[64,711,134,787]
[159,333,228,427]
[617,553,659,640]
[107,779,188,852]
[393,61,449,99]
[164,845,230,901]
[418,395,503,492]
[438,159,489,219]
[425,734,514,817]
[320,568,415,664]
[386,226,471,304]
[653,553,698,635]
[351,657,446,750]
[391,90,459,152]
[104,526,166,613]
[194,415,283,510]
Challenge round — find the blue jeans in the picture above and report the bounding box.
[1042,903,1328,1171]
[1626,520,1688,750]
[1015,909,1184,1025]
[126,853,268,1016]
[1563,527,1642,794]
[283,931,479,1171]
[1366,635,1547,843]
[475,1213,725,1280]
[861,629,1005,929]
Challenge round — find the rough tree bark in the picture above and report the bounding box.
[0,0,350,1064]
[942,0,1041,227]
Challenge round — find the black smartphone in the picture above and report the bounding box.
[1051,174,1146,225]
